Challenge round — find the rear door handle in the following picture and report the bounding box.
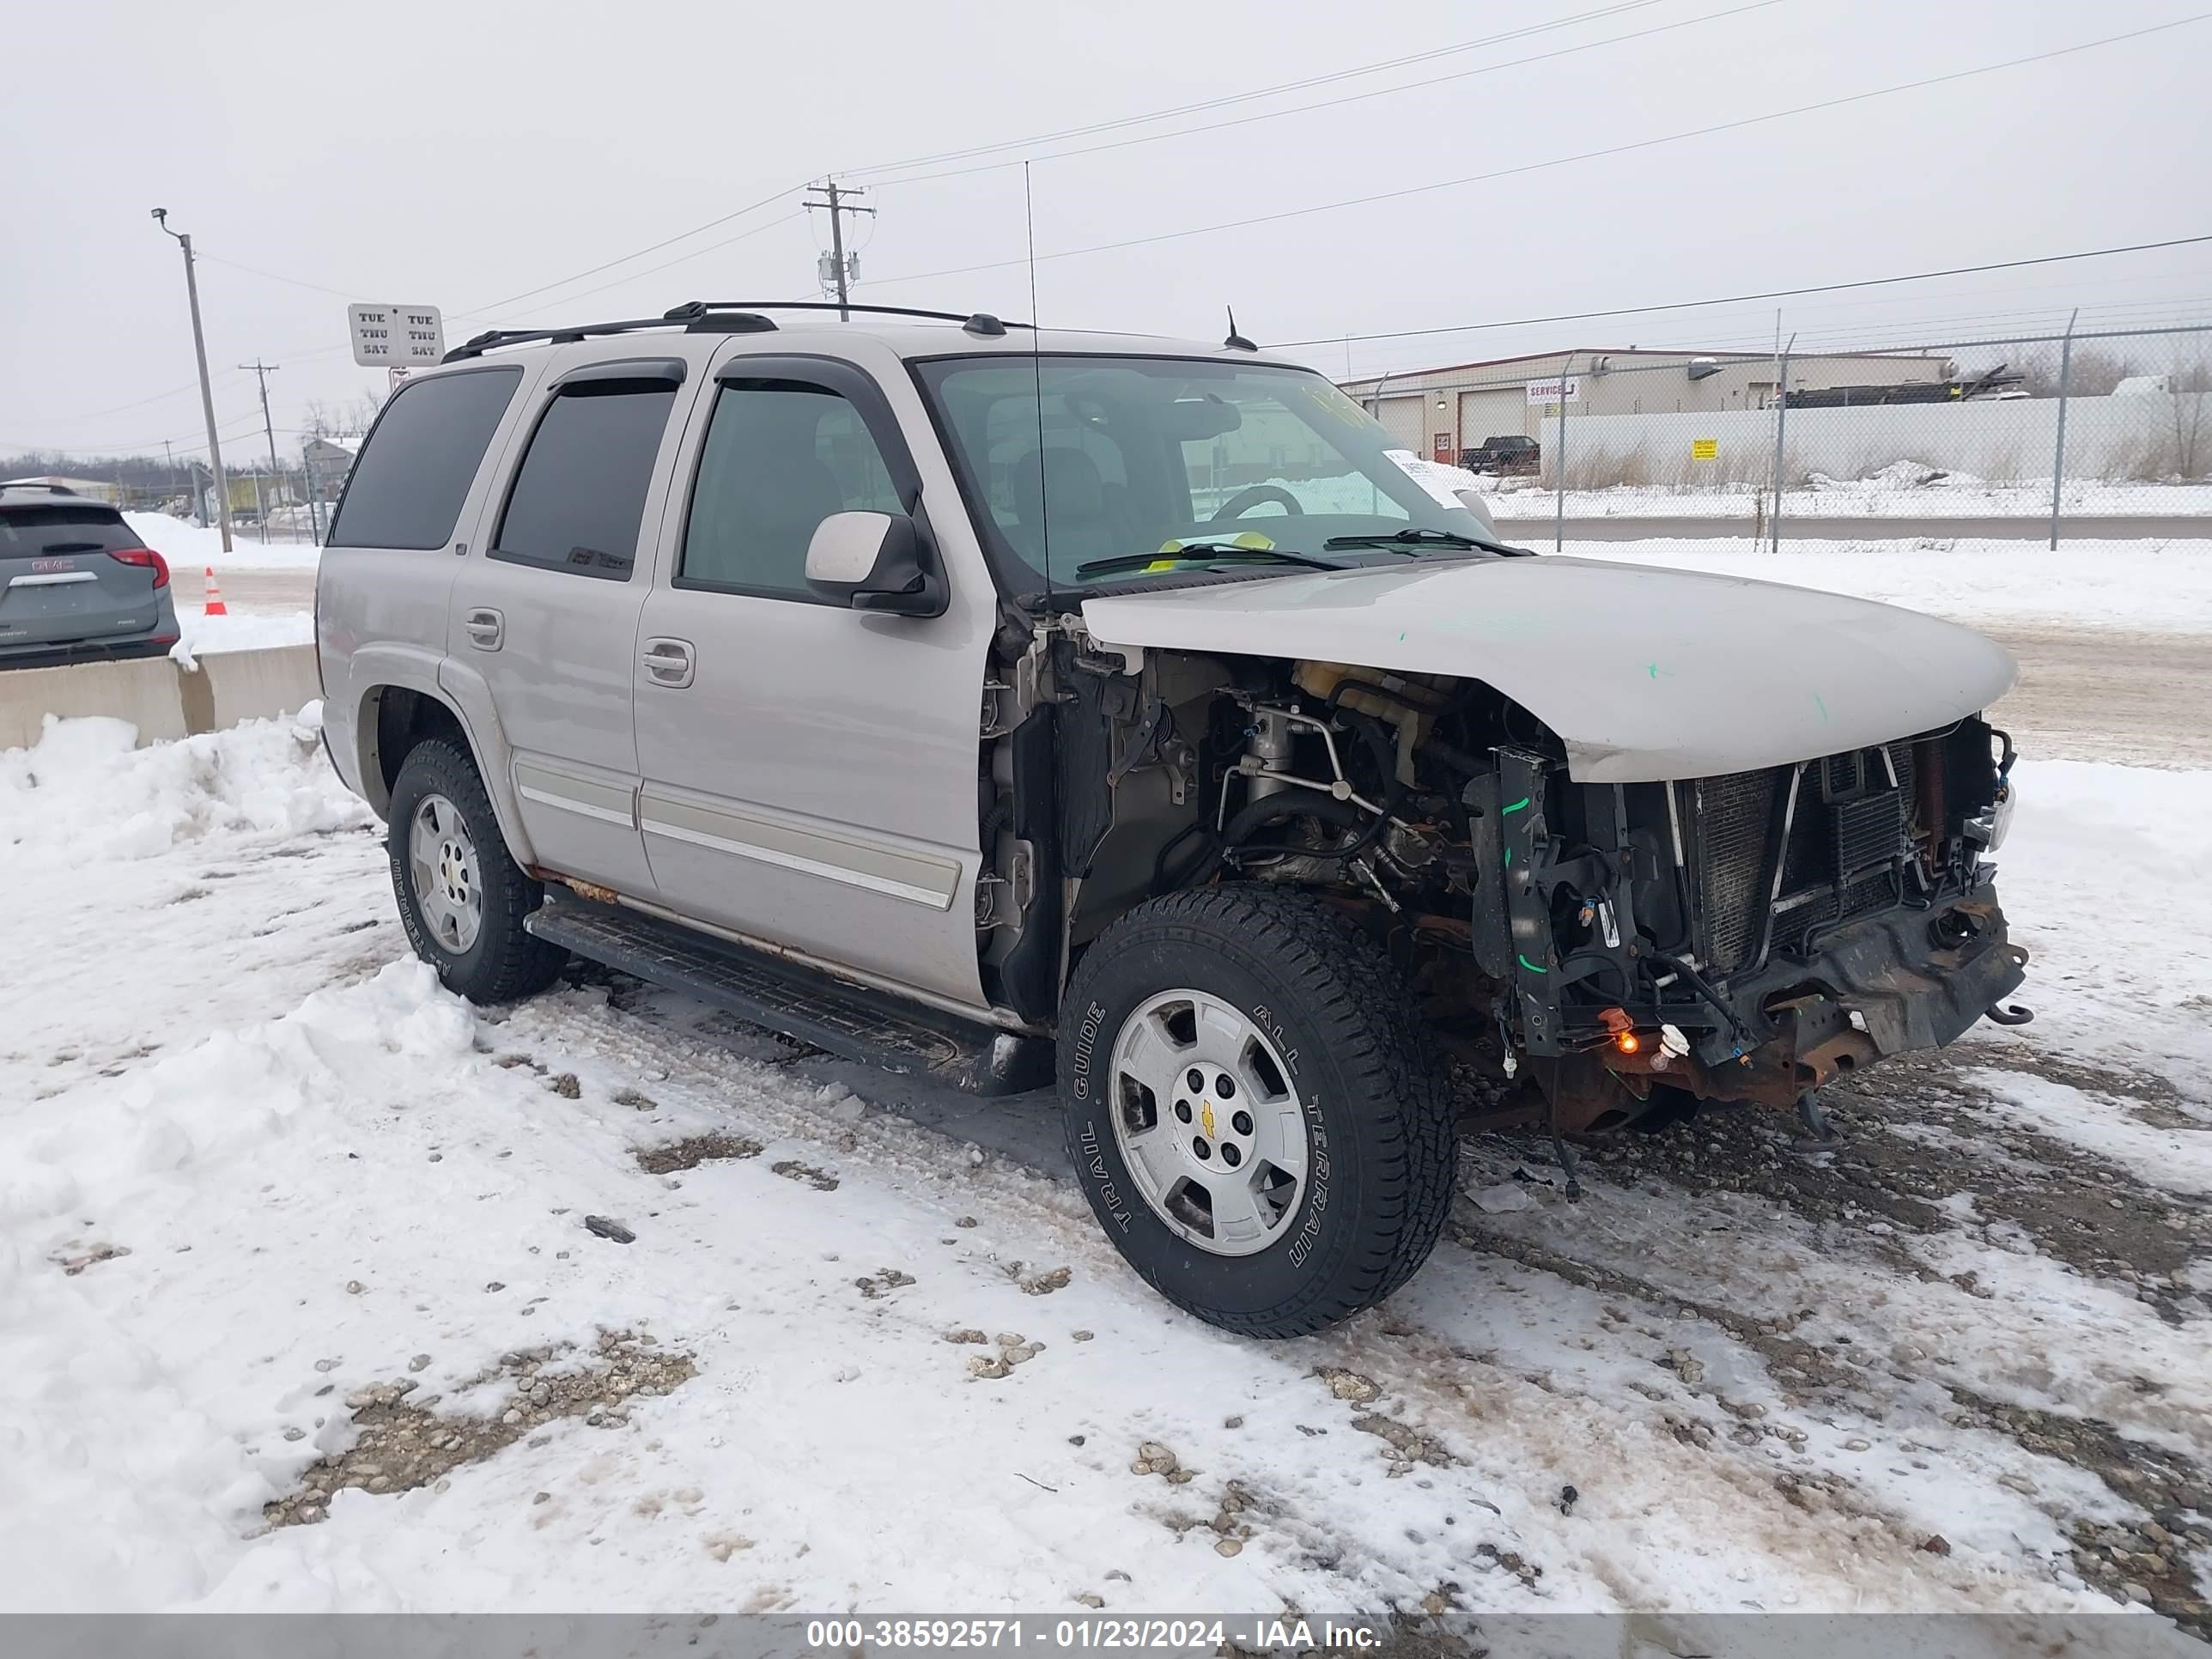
[462,607,504,650]
[641,636,695,689]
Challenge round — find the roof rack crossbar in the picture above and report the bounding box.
[445,313,775,362]
[442,301,1036,363]
[668,301,1034,330]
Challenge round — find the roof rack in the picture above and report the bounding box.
[444,300,1032,362]
[671,301,1031,334]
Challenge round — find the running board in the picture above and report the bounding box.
[525,894,1053,1097]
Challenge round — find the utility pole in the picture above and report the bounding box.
[805,179,874,320]
[150,208,233,553]
[240,358,282,544]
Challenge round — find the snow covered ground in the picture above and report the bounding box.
[1,711,2207,1629]
[1567,538,2212,635]
[3,535,2209,1633]
[1484,468,2212,520]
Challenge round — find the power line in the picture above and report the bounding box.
[864,15,2212,290]
[860,0,1790,190]
[1273,234,2212,353]
[465,180,811,316]
[197,252,369,301]
[471,211,809,325]
[848,0,1680,179]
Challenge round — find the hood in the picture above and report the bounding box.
[1079,556,2016,783]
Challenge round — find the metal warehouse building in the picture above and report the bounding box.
[1340,347,1951,464]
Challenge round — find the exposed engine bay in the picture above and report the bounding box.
[975,616,2030,1134]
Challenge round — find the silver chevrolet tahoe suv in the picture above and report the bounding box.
[317,301,2028,1338]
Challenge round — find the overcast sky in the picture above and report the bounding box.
[6,0,2208,463]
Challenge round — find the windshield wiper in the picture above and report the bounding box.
[1322,526,1536,557]
[1073,542,1355,580]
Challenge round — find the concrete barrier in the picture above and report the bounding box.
[194,644,323,734]
[1,644,323,752]
[0,654,191,751]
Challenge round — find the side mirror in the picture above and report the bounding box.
[1453,488,1502,538]
[805,510,945,617]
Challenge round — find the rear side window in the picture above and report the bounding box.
[679,384,901,598]
[328,367,520,550]
[0,504,137,556]
[493,386,678,581]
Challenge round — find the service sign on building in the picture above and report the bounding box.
[348,304,446,369]
[1524,377,1581,404]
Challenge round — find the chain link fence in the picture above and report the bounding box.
[1342,324,2212,544]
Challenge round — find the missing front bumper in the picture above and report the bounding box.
[1530,884,2028,1125]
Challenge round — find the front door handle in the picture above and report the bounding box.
[462,607,504,651]
[641,636,696,689]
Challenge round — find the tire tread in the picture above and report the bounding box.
[1062,884,1456,1338]
[388,738,567,1004]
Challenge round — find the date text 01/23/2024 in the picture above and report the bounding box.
[800,1618,1387,1650]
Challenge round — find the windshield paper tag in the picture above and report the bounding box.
[1383,447,1474,508]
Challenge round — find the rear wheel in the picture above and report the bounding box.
[1060,886,1457,1338]
[387,738,567,1004]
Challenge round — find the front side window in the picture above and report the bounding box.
[679,383,901,598]
[329,367,520,550]
[916,356,1492,588]
[492,385,678,580]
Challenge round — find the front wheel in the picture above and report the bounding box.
[1060,887,1456,1338]
[387,738,567,1004]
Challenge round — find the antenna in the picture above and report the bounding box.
[1024,161,1049,601]
[1224,307,1257,351]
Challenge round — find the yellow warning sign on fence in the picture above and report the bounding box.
[1692,437,1719,460]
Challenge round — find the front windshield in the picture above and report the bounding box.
[915,356,1493,587]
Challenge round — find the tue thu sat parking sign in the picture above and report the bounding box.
[347,304,445,369]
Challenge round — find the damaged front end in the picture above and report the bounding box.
[1479,720,2028,1129]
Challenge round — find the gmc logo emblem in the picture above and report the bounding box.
[31,558,70,573]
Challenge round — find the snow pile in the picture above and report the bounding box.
[0,706,367,863]
[1808,459,1952,491]
[0,961,479,1608]
[127,512,322,573]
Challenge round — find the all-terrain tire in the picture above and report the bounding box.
[1059,885,1457,1338]
[387,738,568,1005]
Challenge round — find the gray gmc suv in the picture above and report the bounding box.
[1,483,180,667]
[316,301,2029,1337]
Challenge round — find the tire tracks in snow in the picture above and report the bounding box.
[488,981,2159,1618]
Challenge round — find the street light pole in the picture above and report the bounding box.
[151,208,233,553]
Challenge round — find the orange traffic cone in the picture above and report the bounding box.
[203,568,228,617]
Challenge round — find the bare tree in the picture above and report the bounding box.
[2017,343,2139,398]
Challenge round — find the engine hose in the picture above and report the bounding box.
[1218,793,1375,870]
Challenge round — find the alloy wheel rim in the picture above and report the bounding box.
[409,793,483,954]
[1106,989,1310,1257]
